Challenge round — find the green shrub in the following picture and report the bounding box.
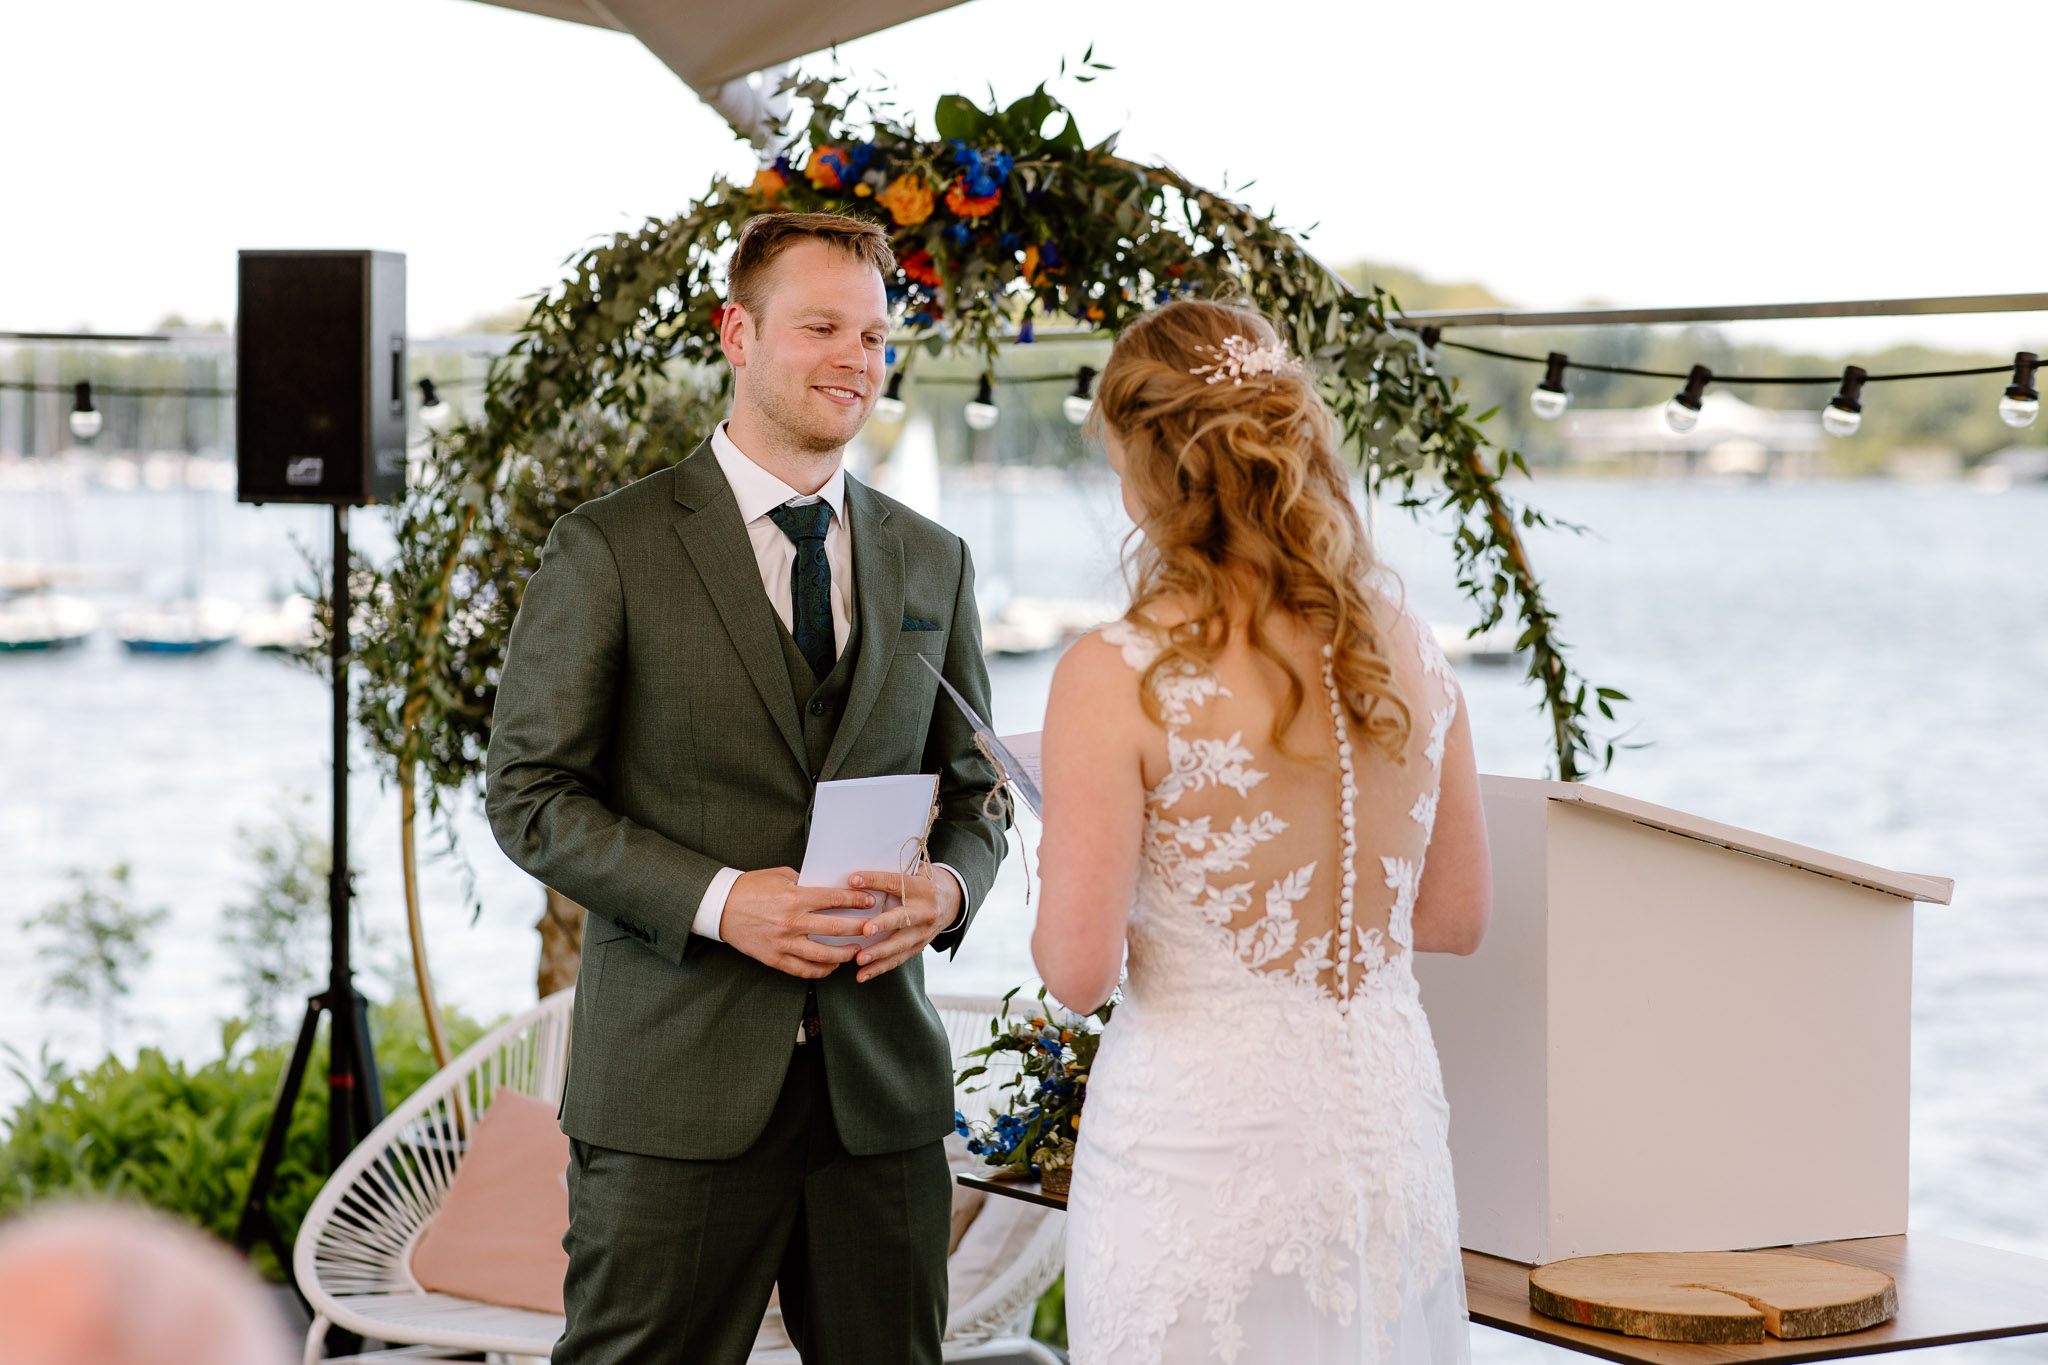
[1033,1273,1067,1348]
[0,998,495,1280]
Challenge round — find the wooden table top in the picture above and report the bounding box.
[1464,1235,2048,1365]
[954,1171,1070,1211]
[955,1176,2048,1363]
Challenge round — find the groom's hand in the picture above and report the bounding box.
[844,869,961,984]
[721,868,872,980]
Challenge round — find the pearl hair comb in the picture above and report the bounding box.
[1189,333,1298,386]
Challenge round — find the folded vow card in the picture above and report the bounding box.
[916,655,1044,818]
[801,772,941,946]
[999,731,1042,804]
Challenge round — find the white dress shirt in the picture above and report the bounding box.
[691,423,965,962]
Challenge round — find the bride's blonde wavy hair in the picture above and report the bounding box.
[1095,299,1411,762]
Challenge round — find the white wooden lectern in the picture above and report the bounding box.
[1412,777,1954,1267]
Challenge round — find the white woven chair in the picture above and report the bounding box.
[294,988,1065,1364]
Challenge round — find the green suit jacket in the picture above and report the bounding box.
[485,438,1005,1160]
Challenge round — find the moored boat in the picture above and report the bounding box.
[0,594,99,652]
[114,597,242,654]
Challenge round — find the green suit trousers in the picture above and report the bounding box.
[553,1041,952,1365]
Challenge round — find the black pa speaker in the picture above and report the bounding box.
[236,250,408,505]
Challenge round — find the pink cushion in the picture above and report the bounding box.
[410,1090,570,1315]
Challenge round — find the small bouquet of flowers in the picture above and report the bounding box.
[953,986,1113,1196]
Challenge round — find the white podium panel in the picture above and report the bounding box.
[1413,777,1951,1266]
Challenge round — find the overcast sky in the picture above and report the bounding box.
[5,0,2041,353]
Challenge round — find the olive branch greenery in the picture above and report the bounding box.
[324,70,1625,1046]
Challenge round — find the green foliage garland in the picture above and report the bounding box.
[340,72,1623,895]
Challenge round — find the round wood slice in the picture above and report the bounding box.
[1530,1252,1898,1344]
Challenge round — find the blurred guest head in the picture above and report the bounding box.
[0,1203,292,1365]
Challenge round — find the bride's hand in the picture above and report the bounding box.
[844,870,961,983]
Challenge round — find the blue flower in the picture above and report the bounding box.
[945,140,1013,198]
[999,232,1021,252]
[1018,317,1035,344]
[1039,240,1063,269]
[943,223,972,248]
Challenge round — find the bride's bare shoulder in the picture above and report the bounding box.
[1048,621,1156,713]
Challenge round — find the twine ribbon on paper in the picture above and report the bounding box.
[898,794,939,885]
[972,733,1036,904]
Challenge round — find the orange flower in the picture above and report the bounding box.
[1021,245,1040,283]
[900,249,940,287]
[751,166,788,199]
[854,182,873,197]
[877,174,935,227]
[804,146,845,190]
[945,180,1002,219]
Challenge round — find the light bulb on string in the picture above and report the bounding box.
[1821,365,1867,438]
[1998,351,2039,428]
[965,373,999,431]
[417,377,452,433]
[1664,365,1711,433]
[873,371,907,422]
[1529,352,1571,420]
[69,381,102,441]
[1064,365,1097,425]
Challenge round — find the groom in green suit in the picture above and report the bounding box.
[486,213,1006,1365]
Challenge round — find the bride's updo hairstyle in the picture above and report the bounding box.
[1094,299,1412,762]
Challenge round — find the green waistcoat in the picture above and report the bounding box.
[779,602,860,777]
[485,439,1006,1161]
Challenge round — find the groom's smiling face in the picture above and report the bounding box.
[724,239,889,458]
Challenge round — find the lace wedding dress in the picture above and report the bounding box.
[1065,603,1469,1365]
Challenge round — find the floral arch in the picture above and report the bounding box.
[339,73,1618,1058]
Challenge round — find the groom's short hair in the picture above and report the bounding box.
[726,214,895,327]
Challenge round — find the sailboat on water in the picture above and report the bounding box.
[0,590,98,651]
[114,450,240,653]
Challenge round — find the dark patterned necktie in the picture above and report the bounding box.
[768,499,837,681]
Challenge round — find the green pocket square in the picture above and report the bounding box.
[902,616,943,631]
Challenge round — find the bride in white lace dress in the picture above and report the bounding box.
[1033,300,1491,1365]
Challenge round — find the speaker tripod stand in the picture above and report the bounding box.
[235,506,384,1304]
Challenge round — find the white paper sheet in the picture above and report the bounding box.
[799,772,940,946]
[999,731,1043,801]
[916,655,1042,817]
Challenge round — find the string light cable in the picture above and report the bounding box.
[1408,332,2044,435]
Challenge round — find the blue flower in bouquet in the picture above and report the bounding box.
[943,223,972,249]
[954,1111,971,1137]
[999,231,1021,252]
[946,140,1014,198]
[1017,317,1035,343]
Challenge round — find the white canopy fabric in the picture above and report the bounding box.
[462,0,972,97]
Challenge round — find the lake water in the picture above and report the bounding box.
[3,469,2045,1361]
